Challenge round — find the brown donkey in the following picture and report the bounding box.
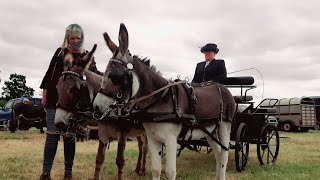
[54,45,148,180]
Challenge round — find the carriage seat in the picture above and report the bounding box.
[234,96,253,103]
[254,107,277,114]
[224,76,254,85]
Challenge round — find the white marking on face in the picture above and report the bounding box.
[93,93,116,113]
[54,108,72,125]
[131,72,140,97]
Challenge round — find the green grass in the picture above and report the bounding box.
[0,129,320,179]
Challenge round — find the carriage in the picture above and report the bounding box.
[225,76,280,172]
[178,76,280,172]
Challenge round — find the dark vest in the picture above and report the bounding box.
[192,59,227,84]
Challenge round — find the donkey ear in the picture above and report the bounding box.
[63,47,73,67]
[82,44,97,64]
[103,32,117,53]
[118,23,129,55]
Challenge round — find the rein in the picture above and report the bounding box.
[128,80,186,108]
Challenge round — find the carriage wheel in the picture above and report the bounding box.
[257,124,280,165]
[235,123,249,172]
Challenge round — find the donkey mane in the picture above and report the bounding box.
[133,55,162,76]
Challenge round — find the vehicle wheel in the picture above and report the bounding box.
[257,124,280,165]
[282,122,293,132]
[314,125,320,130]
[235,123,249,172]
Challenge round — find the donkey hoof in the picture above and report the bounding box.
[135,167,146,176]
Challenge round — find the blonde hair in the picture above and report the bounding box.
[61,24,85,49]
[23,98,29,105]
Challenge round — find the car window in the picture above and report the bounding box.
[13,99,20,105]
[29,99,35,105]
[3,100,14,109]
[34,99,42,106]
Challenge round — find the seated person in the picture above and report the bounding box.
[192,43,227,85]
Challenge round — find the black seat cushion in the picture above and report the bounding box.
[234,96,253,103]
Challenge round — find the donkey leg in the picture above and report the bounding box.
[135,134,148,176]
[218,122,232,180]
[92,140,108,180]
[141,134,149,175]
[116,132,127,180]
[135,135,143,174]
[164,135,178,180]
[207,129,222,180]
[147,135,163,180]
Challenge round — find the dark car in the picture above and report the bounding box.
[0,97,46,133]
[0,98,21,130]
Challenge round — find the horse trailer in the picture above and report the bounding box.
[306,96,320,130]
[260,97,316,132]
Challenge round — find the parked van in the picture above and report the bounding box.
[260,97,316,132]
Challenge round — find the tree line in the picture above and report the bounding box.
[1,73,35,101]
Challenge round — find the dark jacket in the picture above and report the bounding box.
[192,59,227,84]
[40,48,102,108]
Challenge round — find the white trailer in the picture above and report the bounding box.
[259,97,316,132]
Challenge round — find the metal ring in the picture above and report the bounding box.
[127,63,133,70]
[117,93,123,99]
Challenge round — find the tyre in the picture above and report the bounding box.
[257,124,280,165]
[282,122,293,132]
[235,123,249,172]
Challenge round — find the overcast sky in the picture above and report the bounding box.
[1,0,320,104]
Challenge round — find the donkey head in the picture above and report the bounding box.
[55,44,97,131]
[93,23,139,115]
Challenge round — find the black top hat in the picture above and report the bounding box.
[200,43,219,53]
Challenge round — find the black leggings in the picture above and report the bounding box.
[42,108,75,174]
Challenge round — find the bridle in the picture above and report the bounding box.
[56,71,94,131]
[98,58,134,102]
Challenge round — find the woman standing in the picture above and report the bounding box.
[39,24,101,180]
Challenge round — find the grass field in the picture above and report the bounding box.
[0,129,320,180]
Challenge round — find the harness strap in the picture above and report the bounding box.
[128,80,186,107]
[134,86,170,112]
[217,85,224,122]
[197,125,229,151]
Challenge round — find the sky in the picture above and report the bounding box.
[1,0,320,104]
